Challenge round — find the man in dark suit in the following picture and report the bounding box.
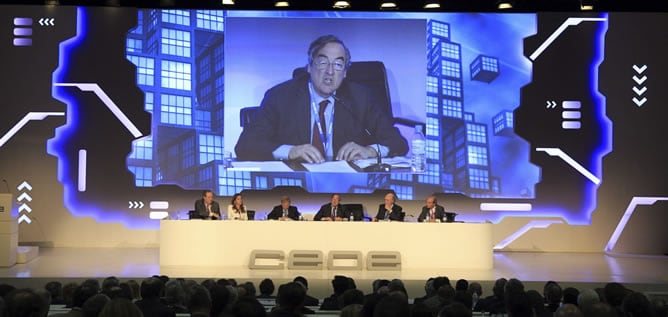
[235,34,408,163]
[193,190,221,220]
[267,196,301,221]
[372,192,404,222]
[314,193,347,221]
[418,195,446,222]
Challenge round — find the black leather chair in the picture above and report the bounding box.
[240,61,422,133]
[344,204,365,221]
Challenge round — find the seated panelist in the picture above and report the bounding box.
[227,193,249,220]
[194,190,220,220]
[417,195,446,223]
[314,193,348,221]
[267,196,301,221]
[372,192,404,222]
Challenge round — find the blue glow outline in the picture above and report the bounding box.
[48,7,159,230]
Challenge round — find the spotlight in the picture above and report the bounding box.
[380,0,398,9]
[496,0,514,9]
[580,0,594,10]
[424,0,440,9]
[274,0,289,7]
[333,0,351,8]
[221,0,235,5]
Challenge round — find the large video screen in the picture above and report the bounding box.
[1,6,665,229]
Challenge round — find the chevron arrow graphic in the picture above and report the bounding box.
[633,75,647,85]
[18,214,32,224]
[17,192,32,202]
[18,204,32,213]
[17,181,32,191]
[633,97,647,107]
[633,64,647,74]
[632,86,647,96]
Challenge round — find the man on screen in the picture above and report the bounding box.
[235,34,408,163]
[267,196,301,221]
[417,195,445,223]
[314,193,347,221]
[194,190,221,220]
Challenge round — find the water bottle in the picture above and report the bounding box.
[411,124,426,172]
[349,214,354,222]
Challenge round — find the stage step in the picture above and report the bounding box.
[16,246,38,264]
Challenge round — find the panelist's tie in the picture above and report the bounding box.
[430,208,435,221]
[311,100,329,157]
[332,205,337,218]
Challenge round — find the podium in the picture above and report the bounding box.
[0,194,18,267]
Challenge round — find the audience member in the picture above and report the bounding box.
[505,290,532,317]
[320,275,351,310]
[81,294,110,317]
[5,288,47,317]
[556,303,583,317]
[372,293,409,317]
[240,282,257,298]
[164,280,189,314]
[563,287,580,306]
[61,282,79,308]
[527,290,552,317]
[387,279,407,298]
[410,302,433,317]
[468,282,483,311]
[437,302,471,317]
[135,277,175,317]
[455,279,469,292]
[101,276,120,294]
[98,298,143,317]
[577,288,601,312]
[545,281,563,313]
[293,276,319,307]
[188,285,212,317]
[452,290,473,310]
[623,291,656,317]
[258,279,276,299]
[482,278,507,314]
[126,280,140,301]
[0,284,17,298]
[232,297,267,317]
[270,282,307,317]
[210,284,232,317]
[45,281,65,305]
[51,283,98,317]
[413,278,436,306]
[340,289,364,308]
[340,303,363,317]
[583,302,618,317]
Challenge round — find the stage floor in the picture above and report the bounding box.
[1,248,667,297]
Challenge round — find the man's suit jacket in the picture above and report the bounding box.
[374,204,405,221]
[314,203,347,221]
[194,199,221,219]
[235,76,408,161]
[267,205,301,220]
[417,204,446,222]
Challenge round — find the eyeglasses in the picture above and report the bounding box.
[313,57,346,71]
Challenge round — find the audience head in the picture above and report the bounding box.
[140,277,164,300]
[604,282,627,307]
[623,291,656,317]
[232,297,267,317]
[468,282,482,297]
[126,280,140,300]
[164,280,186,305]
[101,276,120,293]
[505,290,532,317]
[438,302,471,317]
[372,279,390,294]
[34,288,51,308]
[556,303,583,317]
[188,284,212,315]
[563,287,580,306]
[210,284,232,317]
[387,279,407,297]
[340,303,363,317]
[578,288,601,312]
[259,278,275,296]
[277,282,306,311]
[240,281,257,298]
[98,298,143,317]
[455,279,469,292]
[44,281,63,302]
[81,279,100,293]
[61,282,79,307]
[583,302,617,317]
[527,290,549,316]
[453,290,473,310]
[437,284,456,305]
[340,289,364,307]
[332,275,350,295]
[72,284,98,308]
[493,278,508,298]
[433,276,451,292]
[81,294,110,317]
[293,276,309,290]
[545,281,563,306]
[5,288,47,317]
[372,293,409,317]
[505,278,525,297]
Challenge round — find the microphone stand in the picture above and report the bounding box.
[333,96,391,173]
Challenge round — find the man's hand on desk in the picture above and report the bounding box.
[335,142,377,161]
[209,213,219,220]
[288,144,325,163]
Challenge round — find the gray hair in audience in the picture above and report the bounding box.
[577,288,601,311]
[340,303,363,317]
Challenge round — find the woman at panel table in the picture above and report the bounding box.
[227,193,248,220]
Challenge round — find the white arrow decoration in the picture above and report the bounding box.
[139,201,144,208]
[18,214,32,224]
[633,97,647,107]
[633,75,647,85]
[632,86,647,96]
[633,64,647,74]
[18,204,32,213]
[17,192,32,202]
[17,181,32,191]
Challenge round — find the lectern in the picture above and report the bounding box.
[0,194,18,267]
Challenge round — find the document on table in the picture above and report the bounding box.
[229,161,293,172]
[353,156,412,169]
[302,160,358,173]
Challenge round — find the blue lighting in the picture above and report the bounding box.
[48,7,158,230]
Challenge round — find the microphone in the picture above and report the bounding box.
[333,95,391,172]
[2,179,10,193]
